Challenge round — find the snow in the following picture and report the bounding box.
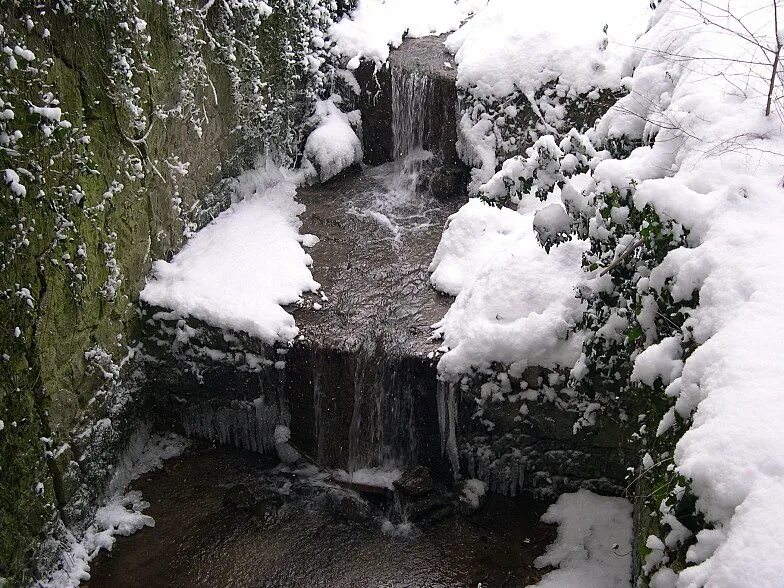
[429,0,784,582]
[4,168,26,197]
[630,335,683,387]
[329,0,486,67]
[446,0,650,99]
[302,96,363,184]
[459,478,486,508]
[40,431,188,588]
[531,489,633,588]
[590,1,784,584]
[273,424,301,464]
[446,0,650,194]
[429,192,586,379]
[141,161,320,344]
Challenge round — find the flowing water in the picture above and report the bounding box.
[86,445,555,588]
[287,61,465,474]
[348,66,444,244]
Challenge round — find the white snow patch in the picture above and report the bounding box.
[40,431,189,588]
[430,193,586,378]
[446,0,650,99]
[141,161,320,344]
[531,489,633,588]
[329,0,487,66]
[302,97,363,184]
[459,478,486,508]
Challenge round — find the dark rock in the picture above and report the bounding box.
[399,493,453,524]
[252,495,284,528]
[428,166,467,198]
[331,494,372,523]
[394,465,434,497]
[420,504,454,525]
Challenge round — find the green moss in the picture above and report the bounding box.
[0,0,342,580]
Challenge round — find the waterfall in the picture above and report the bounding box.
[388,67,433,198]
[346,346,420,472]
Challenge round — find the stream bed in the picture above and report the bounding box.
[85,443,555,588]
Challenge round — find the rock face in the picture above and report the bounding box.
[0,1,348,582]
[394,466,434,497]
[352,35,468,194]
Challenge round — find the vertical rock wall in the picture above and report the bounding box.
[0,1,349,582]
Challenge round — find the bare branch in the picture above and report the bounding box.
[767,1,782,116]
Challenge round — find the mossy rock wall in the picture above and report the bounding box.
[0,1,346,583]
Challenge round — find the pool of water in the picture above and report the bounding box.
[86,444,555,588]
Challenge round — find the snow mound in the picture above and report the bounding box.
[446,0,650,99]
[302,97,363,184]
[532,489,633,588]
[329,0,487,67]
[429,194,586,379]
[590,1,784,584]
[141,163,320,344]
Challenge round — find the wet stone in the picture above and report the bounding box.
[330,494,372,523]
[394,465,434,497]
[400,494,452,523]
[252,495,285,529]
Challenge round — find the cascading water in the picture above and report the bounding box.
[346,343,421,472]
[390,67,433,196]
[150,42,463,484]
[349,66,439,241]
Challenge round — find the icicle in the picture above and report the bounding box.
[437,380,460,479]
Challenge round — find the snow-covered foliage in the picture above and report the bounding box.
[141,161,320,344]
[429,194,586,380]
[531,489,633,588]
[434,0,784,584]
[446,0,650,193]
[446,0,647,99]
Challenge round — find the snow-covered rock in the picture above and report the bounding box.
[141,162,320,344]
[429,193,586,379]
[302,97,363,184]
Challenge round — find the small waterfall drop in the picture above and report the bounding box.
[390,67,433,197]
[346,344,420,473]
[350,65,439,240]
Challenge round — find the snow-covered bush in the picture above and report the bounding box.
[445,0,649,193]
[465,1,784,584]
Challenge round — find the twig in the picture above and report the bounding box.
[767,1,781,116]
[600,238,645,276]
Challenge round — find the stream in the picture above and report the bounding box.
[85,444,555,588]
